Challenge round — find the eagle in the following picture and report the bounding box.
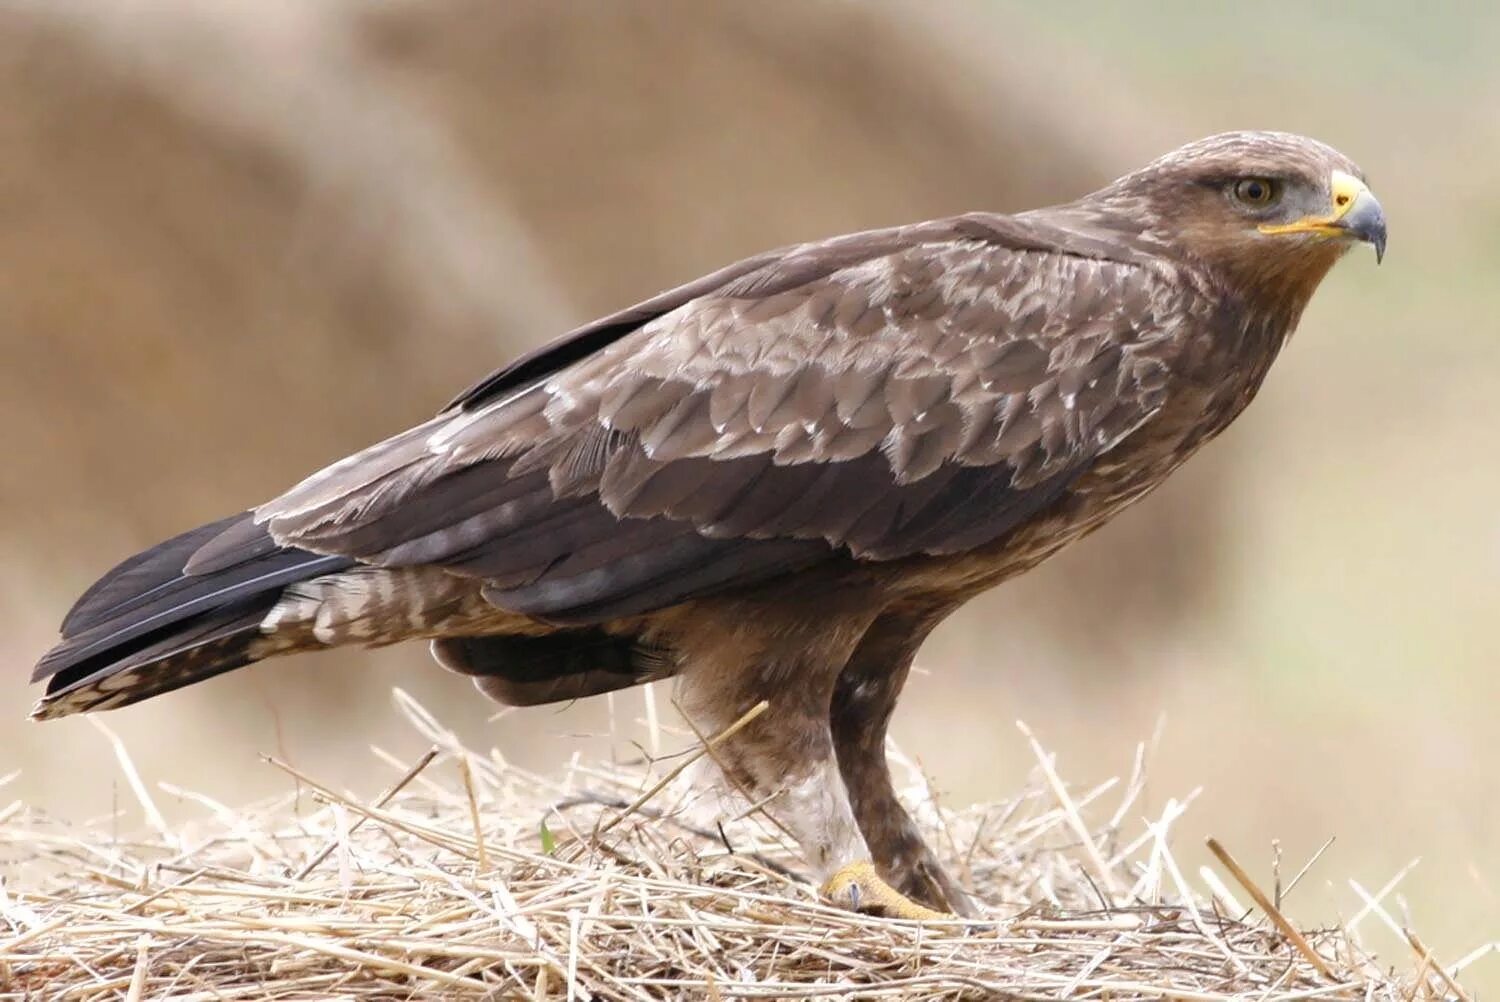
[32,132,1385,919]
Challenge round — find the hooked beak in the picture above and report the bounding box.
[1260,170,1387,263]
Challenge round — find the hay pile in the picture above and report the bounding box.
[0,692,1473,1000]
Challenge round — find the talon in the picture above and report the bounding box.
[820,860,951,921]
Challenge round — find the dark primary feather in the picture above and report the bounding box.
[40,598,281,714]
[39,547,348,680]
[61,513,248,635]
[34,513,352,711]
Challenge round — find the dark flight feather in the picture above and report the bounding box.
[39,597,281,713]
[37,515,349,684]
[62,513,249,634]
[34,513,354,719]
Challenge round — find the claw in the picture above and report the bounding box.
[821,860,951,920]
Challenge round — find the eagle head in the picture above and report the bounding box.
[1088,131,1387,311]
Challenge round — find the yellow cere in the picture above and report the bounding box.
[1258,170,1371,237]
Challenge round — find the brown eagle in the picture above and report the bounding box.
[33,132,1384,918]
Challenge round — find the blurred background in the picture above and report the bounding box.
[2,0,1495,988]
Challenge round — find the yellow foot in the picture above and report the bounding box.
[821,860,951,920]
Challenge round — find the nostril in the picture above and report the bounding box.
[1336,193,1351,207]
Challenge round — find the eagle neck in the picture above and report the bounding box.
[1185,290,1299,445]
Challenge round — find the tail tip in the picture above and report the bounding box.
[31,695,68,722]
[30,687,112,722]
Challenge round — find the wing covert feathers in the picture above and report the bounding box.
[254,227,1182,622]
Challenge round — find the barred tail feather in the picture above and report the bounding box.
[32,513,354,720]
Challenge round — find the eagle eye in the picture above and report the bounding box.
[1231,177,1281,208]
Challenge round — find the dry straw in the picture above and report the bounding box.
[0,690,1483,1000]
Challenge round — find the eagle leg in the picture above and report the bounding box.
[670,594,898,909]
[831,601,979,917]
[668,588,978,919]
[677,693,874,894]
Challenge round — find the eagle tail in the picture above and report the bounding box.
[31,513,354,720]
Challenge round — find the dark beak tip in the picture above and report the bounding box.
[1366,215,1388,264]
[1340,191,1387,265]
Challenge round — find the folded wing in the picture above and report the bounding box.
[248,218,1181,623]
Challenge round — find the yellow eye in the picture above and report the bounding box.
[1232,177,1280,206]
